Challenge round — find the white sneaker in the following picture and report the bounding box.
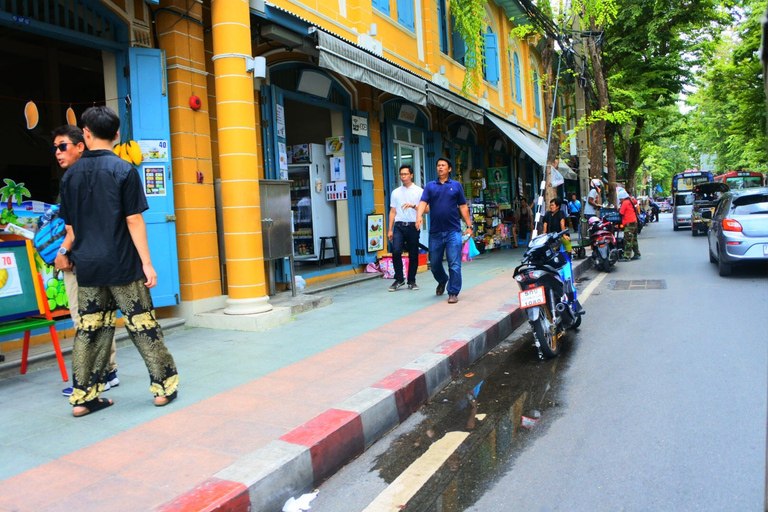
[107,370,120,387]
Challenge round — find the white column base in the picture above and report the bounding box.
[223,295,273,315]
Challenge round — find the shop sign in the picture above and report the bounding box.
[331,157,346,181]
[397,105,418,124]
[144,167,167,196]
[325,136,345,155]
[326,181,348,201]
[488,166,511,208]
[366,214,384,252]
[276,104,286,139]
[0,252,23,298]
[352,115,368,136]
[138,140,169,163]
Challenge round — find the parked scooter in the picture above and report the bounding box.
[514,229,584,359]
[588,216,620,272]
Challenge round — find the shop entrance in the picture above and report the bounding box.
[282,97,350,272]
[0,29,105,204]
[392,139,428,248]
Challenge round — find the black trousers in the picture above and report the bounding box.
[392,223,420,284]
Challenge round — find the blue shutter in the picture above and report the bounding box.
[127,48,180,307]
[533,71,541,116]
[347,111,375,264]
[438,0,449,53]
[372,0,390,16]
[397,0,414,31]
[483,31,499,83]
[451,16,465,64]
[513,52,522,103]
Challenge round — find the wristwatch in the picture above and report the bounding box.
[58,246,69,256]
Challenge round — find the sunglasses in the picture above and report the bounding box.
[50,142,78,153]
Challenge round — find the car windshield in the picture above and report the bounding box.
[675,194,694,206]
[732,194,768,215]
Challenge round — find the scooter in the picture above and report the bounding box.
[514,229,584,359]
[588,217,620,272]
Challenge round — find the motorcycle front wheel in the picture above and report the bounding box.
[532,306,560,358]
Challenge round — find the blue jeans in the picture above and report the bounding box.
[392,223,420,284]
[428,230,463,295]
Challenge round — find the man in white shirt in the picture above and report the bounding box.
[387,165,423,291]
[583,178,602,219]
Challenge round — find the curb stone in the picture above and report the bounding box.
[155,257,592,512]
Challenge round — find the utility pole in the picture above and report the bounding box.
[572,17,590,200]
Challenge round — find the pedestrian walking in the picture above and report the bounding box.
[415,158,473,304]
[50,125,121,398]
[56,106,178,417]
[387,164,423,291]
[618,190,641,261]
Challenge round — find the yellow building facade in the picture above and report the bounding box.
[0,0,576,345]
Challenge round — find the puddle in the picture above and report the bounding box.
[371,331,576,511]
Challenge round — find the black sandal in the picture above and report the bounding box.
[154,390,178,407]
[73,397,114,417]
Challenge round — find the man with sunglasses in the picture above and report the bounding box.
[387,164,423,291]
[51,125,120,398]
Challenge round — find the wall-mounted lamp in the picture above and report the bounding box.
[482,91,488,99]
[439,65,446,75]
[369,23,377,36]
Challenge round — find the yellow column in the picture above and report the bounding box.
[211,0,272,314]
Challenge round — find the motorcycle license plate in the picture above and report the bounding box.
[519,286,546,309]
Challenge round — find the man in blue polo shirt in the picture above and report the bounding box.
[415,158,474,304]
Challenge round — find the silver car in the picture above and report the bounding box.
[673,192,694,231]
[708,187,768,276]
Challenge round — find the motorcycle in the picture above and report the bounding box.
[588,216,620,272]
[514,229,584,359]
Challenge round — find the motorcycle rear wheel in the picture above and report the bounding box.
[532,306,560,358]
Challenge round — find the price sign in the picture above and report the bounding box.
[0,252,23,298]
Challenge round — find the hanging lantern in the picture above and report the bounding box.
[66,107,77,126]
[25,101,39,130]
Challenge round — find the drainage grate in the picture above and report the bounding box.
[610,280,667,290]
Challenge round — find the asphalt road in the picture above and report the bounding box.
[311,214,768,512]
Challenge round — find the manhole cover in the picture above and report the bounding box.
[610,280,667,290]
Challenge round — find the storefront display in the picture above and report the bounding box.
[288,143,337,261]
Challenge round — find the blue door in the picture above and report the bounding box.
[128,48,180,307]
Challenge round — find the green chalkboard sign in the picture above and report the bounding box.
[0,240,43,323]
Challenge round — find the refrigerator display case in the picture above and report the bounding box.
[288,143,337,261]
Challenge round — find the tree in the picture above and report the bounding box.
[685,0,768,174]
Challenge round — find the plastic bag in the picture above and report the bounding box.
[293,275,306,291]
[365,261,382,274]
[468,238,480,258]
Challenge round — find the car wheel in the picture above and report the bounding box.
[673,222,679,231]
[718,253,733,276]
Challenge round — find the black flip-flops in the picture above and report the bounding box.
[73,397,114,417]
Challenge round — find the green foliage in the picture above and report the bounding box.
[450,0,488,95]
[0,178,30,213]
[560,107,638,151]
[683,0,767,174]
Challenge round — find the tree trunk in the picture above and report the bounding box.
[605,124,617,207]
[587,20,610,192]
[625,117,645,196]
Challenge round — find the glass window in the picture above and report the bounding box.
[438,0,449,53]
[451,16,466,65]
[411,130,424,145]
[533,71,541,117]
[395,125,410,142]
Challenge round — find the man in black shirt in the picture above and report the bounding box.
[56,106,178,417]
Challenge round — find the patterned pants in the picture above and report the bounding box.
[69,278,178,406]
[624,222,641,259]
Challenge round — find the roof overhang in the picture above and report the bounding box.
[486,113,547,166]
